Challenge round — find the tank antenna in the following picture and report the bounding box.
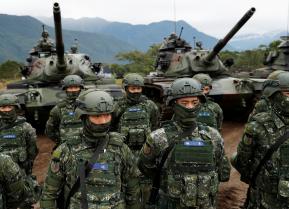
[42,24,45,32]
[173,0,177,33]
[178,26,183,39]
[287,0,289,36]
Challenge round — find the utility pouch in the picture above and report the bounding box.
[18,149,27,162]
[180,175,197,207]
[278,179,289,198]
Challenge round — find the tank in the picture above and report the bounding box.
[250,36,289,78]
[143,7,265,120]
[1,3,123,131]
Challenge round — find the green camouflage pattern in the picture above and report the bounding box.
[112,96,159,152]
[139,121,230,209]
[40,132,140,209]
[0,153,34,209]
[232,111,289,209]
[247,97,271,121]
[197,98,223,132]
[0,116,37,175]
[45,99,82,145]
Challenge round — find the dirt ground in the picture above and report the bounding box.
[33,121,247,209]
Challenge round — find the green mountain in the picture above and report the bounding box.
[39,16,223,51]
[0,14,135,63]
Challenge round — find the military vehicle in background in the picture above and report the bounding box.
[1,3,123,131]
[249,36,289,78]
[143,7,265,120]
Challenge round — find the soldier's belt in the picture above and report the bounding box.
[171,163,215,173]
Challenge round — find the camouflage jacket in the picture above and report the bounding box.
[0,116,37,175]
[247,97,271,121]
[232,111,289,208]
[45,99,82,146]
[111,96,159,151]
[40,132,141,209]
[0,153,33,209]
[138,121,230,208]
[197,98,223,132]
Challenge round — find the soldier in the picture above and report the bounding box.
[111,73,159,207]
[36,27,55,52]
[248,71,289,120]
[40,90,140,209]
[231,73,289,208]
[112,73,159,153]
[0,153,35,209]
[193,73,223,132]
[0,93,37,176]
[45,74,84,146]
[138,78,230,209]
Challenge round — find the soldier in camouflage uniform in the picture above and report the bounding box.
[138,78,230,209]
[0,153,35,209]
[41,90,140,209]
[248,71,289,121]
[231,73,289,208]
[45,75,84,146]
[111,73,159,207]
[112,73,159,153]
[0,94,37,176]
[36,29,55,53]
[192,73,223,132]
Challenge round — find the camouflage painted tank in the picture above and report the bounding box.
[1,3,123,131]
[143,7,265,120]
[250,36,289,78]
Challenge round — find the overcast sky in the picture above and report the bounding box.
[1,0,288,38]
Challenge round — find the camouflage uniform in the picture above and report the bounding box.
[45,75,84,146]
[0,94,37,175]
[232,90,289,209]
[41,90,140,209]
[139,78,230,209]
[193,74,223,132]
[0,153,34,209]
[112,73,159,208]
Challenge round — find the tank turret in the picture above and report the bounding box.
[2,2,123,132]
[144,8,264,121]
[156,7,256,77]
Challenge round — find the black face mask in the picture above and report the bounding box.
[173,103,200,129]
[66,91,81,101]
[83,117,110,142]
[126,92,142,104]
[0,108,17,124]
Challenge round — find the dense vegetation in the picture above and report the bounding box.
[110,40,282,76]
[0,60,22,80]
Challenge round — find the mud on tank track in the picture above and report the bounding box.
[33,121,247,209]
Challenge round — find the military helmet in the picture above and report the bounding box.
[277,71,289,91]
[166,78,204,105]
[75,90,114,118]
[62,74,84,90]
[262,80,280,98]
[0,94,20,108]
[122,73,144,89]
[192,73,213,88]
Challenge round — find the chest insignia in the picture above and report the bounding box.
[92,163,109,171]
[2,134,17,139]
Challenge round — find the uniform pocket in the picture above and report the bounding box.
[278,179,289,198]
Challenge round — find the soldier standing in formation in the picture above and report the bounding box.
[0,94,38,176]
[248,71,289,120]
[41,90,140,209]
[45,74,84,147]
[232,74,289,208]
[138,78,230,209]
[111,73,159,207]
[193,73,223,132]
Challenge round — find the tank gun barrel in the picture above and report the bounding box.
[204,7,256,63]
[53,2,66,71]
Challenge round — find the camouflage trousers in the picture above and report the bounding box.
[140,176,152,209]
